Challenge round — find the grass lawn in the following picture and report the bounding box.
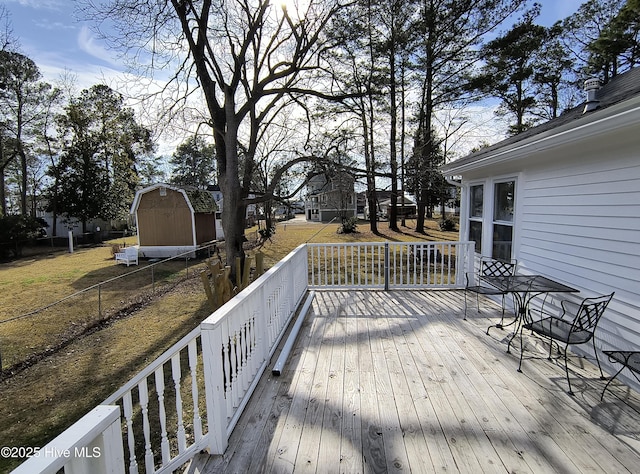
[0,216,457,471]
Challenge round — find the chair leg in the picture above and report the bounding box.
[564,345,574,396]
[592,339,605,380]
[498,294,506,327]
[463,290,468,320]
[517,326,525,371]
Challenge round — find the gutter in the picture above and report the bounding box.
[446,176,462,187]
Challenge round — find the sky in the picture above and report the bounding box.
[3,0,589,155]
[5,0,589,89]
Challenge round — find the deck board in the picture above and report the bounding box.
[190,290,640,474]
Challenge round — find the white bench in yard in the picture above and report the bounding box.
[114,246,139,266]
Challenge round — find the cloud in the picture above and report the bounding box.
[33,19,76,31]
[77,25,121,68]
[10,0,64,9]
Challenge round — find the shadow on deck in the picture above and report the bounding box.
[189,290,640,473]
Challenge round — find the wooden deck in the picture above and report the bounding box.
[189,290,640,473]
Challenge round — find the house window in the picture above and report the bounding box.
[492,180,515,261]
[469,184,483,253]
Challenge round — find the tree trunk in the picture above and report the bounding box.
[0,166,6,217]
[416,189,426,234]
[219,97,245,271]
[388,39,399,232]
[0,134,6,216]
[18,143,27,216]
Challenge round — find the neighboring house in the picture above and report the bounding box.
[207,184,257,229]
[36,213,111,237]
[441,68,640,389]
[379,193,417,219]
[363,191,418,220]
[305,172,357,222]
[131,183,219,258]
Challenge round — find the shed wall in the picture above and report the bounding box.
[137,188,194,246]
[194,213,216,243]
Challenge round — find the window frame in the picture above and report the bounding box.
[491,179,516,261]
[468,183,484,254]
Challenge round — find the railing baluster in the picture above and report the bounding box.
[171,353,187,453]
[188,339,203,442]
[427,243,433,285]
[222,323,232,416]
[447,243,453,285]
[154,366,170,464]
[333,245,337,286]
[123,392,138,474]
[241,318,249,392]
[138,379,154,473]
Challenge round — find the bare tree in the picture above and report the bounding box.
[85,0,353,265]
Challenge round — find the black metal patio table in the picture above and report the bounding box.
[601,350,640,400]
[482,274,579,352]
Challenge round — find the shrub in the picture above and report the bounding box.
[0,215,48,259]
[258,225,276,240]
[337,217,358,234]
[439,218,457,232]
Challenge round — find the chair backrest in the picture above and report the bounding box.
[479,257,517,278]
[570,292,614,333]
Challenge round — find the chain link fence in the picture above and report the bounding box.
[0,241,224,378]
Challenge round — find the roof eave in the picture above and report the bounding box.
[441,96,640,176]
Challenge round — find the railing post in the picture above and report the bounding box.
[11,405,124,474]
[384,242,390,291]
[458,242,474,287]
[201,322,228,455]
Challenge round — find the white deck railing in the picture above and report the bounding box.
[13,241,471,473]
[308,241,474,289]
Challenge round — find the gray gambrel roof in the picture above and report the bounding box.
[442,67,640,174]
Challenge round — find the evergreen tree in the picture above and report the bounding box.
[587,0,640,79]
[406,126,446,222]
[0,51,52,215]
[169,135,216,188]
[533,24,577,120]
[469,7,547,135]
[50,85,153,231]
[561,0,627,82]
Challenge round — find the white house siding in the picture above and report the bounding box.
[518,145,640,363]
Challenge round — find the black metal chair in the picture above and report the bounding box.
[464,257,517,321]
[518,292,614,395]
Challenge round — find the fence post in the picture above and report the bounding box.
[384,242,390,291]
